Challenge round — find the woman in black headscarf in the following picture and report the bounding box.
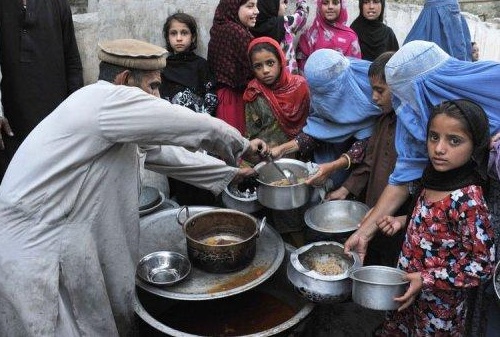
[350,0,399,61]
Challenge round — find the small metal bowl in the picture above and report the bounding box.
[494,261,500,304]
[136,251,191,287]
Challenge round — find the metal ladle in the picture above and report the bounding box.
[257,145,298,185]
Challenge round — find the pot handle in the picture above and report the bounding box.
[176,205,190,226]
[256,216,267,237]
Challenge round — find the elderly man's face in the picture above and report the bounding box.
[129,70,161,97]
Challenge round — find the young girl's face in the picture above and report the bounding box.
[362,0,382,21]
[427,114,474,172]
[251,49,281,86]
[320,0,341,23]
[278,0,288,16]
[239,0,259,28]
[168,20,193,54]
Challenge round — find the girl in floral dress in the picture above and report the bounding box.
[376,99,496,336]
[296,0,361,72]
[250,0,309,74]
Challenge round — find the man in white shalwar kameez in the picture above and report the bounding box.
[0,39,268,337]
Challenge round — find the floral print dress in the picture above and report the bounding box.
[377,185,495,337]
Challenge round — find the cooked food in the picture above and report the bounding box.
[269,177,306,186]
[202,234,242,246]
[306,254,345,275]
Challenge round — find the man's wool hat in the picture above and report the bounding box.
[98,39,167,70]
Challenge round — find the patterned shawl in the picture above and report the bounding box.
[243,37,310,138]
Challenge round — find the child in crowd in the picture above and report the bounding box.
[472,41,480,61]
[327,51,408,266]
[161,12,219,205]
[208,0,259,134]
[161,12,217,115]
[243,36,310,149]
[350,0,399,61]
[375,99,495,336]
[251,0,309,74]
[296,0,361,72]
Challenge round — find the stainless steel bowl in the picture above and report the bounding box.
[304,200,370,235]
[254,158,312,210]
[350,265,409,311]
[287,241,361,303]
[136,251,191,287]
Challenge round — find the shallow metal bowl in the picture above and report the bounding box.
[136,251,191,287]
[304,200,370,234]
[350,265,408,311]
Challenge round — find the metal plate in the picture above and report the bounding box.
[137,207,285,300]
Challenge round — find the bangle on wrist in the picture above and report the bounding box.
[341,153,351,170]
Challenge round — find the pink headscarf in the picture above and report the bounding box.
[297,0,361,70]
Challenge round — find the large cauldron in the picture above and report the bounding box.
[134,244,314,337]
[177,207,264,273]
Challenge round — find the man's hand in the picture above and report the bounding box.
[394,272,423,311]
[244,139,268,164]
[231,167,257,185]
[326,186,350,201]
[0,116,14,150]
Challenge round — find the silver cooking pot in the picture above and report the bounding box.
[287,241,361,303]
[254,158,312,210]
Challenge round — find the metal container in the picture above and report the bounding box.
[494,260,500,304]
[134,244,315,336]
[287,241,361,303]
[222,180,262,214]
[304,200,369,236]
[254,158,312,210]
[136,251,191,287]
[176,207,265,273]
[350,265,409,311]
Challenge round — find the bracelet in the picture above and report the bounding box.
[341,153,351,170]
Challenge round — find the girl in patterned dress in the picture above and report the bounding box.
[250,0,309,74]
[296,0,361,73]
[376,99,496,336]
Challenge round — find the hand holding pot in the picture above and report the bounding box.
[394,272,423,311]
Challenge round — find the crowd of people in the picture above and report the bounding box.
[0,0,499,336]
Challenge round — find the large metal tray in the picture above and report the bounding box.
[137,206,285,300]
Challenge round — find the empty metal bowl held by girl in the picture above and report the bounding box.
[287,241,361,303]
[254,158,312,210]
[349,265,409,311]
[136,251,191,287]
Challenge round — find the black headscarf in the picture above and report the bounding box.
[350,0,399,61]
[250,0,285,43]
[421,99,491,192]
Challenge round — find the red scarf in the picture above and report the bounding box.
[243,37,310,138]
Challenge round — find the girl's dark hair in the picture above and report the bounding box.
[428,99,490,179]
[248,42,281,65]
[162,12,198,53]
[368,51,394,82]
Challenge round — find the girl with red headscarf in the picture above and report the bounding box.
[243,37,310,150]
[297,0,361,72]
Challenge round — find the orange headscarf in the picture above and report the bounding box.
[243,37,310,138]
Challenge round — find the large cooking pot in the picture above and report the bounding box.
[176,207,265,273]
[287,241,361,303]
[254,158,312,210]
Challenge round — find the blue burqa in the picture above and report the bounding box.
[404,0,472,61]
[386,40,500,184]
